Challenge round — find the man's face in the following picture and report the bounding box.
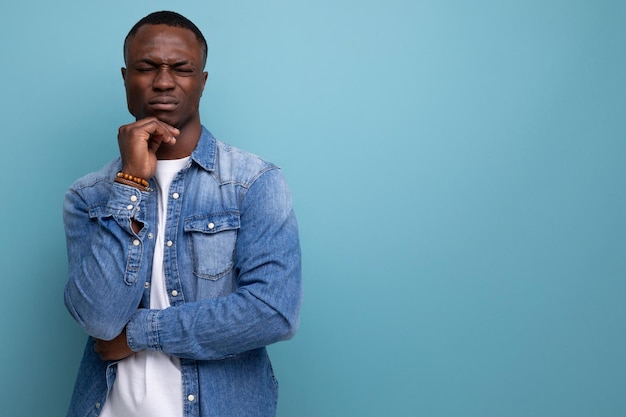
[122,24,208,129]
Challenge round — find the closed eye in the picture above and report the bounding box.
[173,65,195,75]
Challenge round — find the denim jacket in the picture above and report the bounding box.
[63,127,302,417]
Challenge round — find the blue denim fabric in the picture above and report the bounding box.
[63,127,302,417]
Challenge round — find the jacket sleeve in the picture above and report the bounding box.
[63,179,150,341]
[125,168,302,360]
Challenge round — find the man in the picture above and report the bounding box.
[63,11,302,417]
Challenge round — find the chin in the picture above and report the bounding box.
[147,112,179,127]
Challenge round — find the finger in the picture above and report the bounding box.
[119,118,179,144]
[137,117,179,143]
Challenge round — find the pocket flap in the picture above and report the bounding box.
[184,212,240,234]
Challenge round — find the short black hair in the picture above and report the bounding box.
[124,11,208,68]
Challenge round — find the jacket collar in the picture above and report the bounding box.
[190,126,217,172]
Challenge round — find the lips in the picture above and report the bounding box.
[148,96,179,111]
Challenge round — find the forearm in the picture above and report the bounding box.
[127,284,300,360]
[63,182,150,340]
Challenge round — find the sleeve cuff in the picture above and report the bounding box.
[107,181,146,219]
[126,309,161,352]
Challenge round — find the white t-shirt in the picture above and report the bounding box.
[100,157,189,417]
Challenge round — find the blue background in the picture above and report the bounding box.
[1,1,624,416]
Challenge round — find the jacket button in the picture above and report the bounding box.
[173,192,180,199]
[187,394,195,402]
[208,222,215,229]
[171,290,179,297]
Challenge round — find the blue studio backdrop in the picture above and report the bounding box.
[1,1,624,416]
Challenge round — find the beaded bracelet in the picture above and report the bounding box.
[116,172,149,188]
[114,174,148,192]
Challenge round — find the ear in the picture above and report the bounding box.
[200,71,208,95]
[121,67,127,83]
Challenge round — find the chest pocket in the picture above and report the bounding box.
[184,212,240,280]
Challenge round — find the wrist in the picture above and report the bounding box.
[120,163,152,182]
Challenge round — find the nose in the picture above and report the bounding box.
[153,67,175,91]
